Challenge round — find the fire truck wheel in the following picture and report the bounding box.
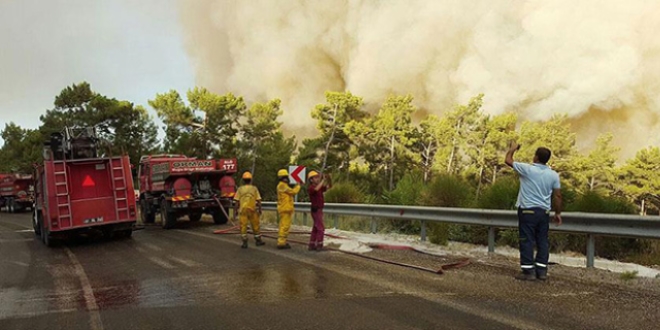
[189,212,202,222]
[115,229,132,239]
[141,200,155,223]
[7,199,14,213]
[160,200,177,229]
[41,226,53,247]
[33,208,42,237]
[212,210,229,225]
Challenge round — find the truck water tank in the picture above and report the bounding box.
[173,177,192,197]
[219,176,235,198]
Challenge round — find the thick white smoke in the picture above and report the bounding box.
[177,0,660,158]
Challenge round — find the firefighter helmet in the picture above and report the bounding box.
[242,171,253,180]
[277,169,288,177]
[308,170,319,179]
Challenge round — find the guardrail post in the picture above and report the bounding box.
[293,195,298,224]
[333,214,338,229]
[488,227,495,253]
[420,220,427,242]
[370,217,377,234]
[586,234,595,268]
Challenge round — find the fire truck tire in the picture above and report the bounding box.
[41,225,53,247]
[7,199,14,213]
[141,199,155,223]
[189,212,202,222]
[161,200,177,229]
[114,228,132,239]
[33,208,42,237]
[212,210,229,225]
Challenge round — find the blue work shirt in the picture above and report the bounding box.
[513,162,560,210]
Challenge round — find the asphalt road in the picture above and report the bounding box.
[1,212,659,330]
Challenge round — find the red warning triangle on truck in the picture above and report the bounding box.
[82,175,96,187]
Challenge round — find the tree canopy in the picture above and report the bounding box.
[2,82,658,214]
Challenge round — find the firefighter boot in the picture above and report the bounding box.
[255,236,265,246]
[241,238,248,249]
[515,270,536,281]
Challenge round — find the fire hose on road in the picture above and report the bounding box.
[211,226,470,275]
[208,195,470,274]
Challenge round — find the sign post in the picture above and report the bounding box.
[288,165,306,224]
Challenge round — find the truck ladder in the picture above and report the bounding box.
[109,157,129,221]
[53,161,72,227]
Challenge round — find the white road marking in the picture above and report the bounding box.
[0,260,29,267]
[148,257,175,269]
[0,238,33,243]
[65,248,104,330]
[141,242,162,252]
[169,256,202,268]
[134,244,176,269]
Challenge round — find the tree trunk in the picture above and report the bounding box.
[447,119,462,174]
[641,199,646,216]
[423,142,432,183]
[476,165,485,198]
[447,143,455,174]
[321,103,339,172]
[492,165,498,183]
[589,176,595,191]
[251,154,257,176]
[389,136,395,191]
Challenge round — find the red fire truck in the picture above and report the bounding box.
[0,173,34,213]
[138,154,237,229]
[33,127,138,246]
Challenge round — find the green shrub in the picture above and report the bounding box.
[381,172,426,234]
[566,191,636,214]
[557,191,641,259]
[498,229,519,248]
[620,271,638,281]
[422,174,474,245]
[477,177,519,210]
[422,174,474,208]
[474,177,520,246]
[324,181,368,204]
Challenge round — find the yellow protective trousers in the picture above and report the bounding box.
[277,211,293,246]
[239,209,261,240]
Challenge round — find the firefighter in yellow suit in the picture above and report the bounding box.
[276,169,301,249]
[234,171,265,249]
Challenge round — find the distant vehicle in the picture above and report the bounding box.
[0,173,34,213]
[33,127,138,246]
[138,154,237,229]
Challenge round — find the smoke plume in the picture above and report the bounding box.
[177,0,660,158]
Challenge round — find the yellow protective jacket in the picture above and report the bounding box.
[277,181,301,213]
[234,184,262,214]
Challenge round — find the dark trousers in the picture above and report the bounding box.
[518,207,550,274]
[309,209,325,248]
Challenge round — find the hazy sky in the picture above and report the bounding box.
[0,0,194,142]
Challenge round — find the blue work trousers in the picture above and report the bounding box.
[518,207,550,274]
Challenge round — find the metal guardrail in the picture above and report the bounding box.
[261,202,660,268]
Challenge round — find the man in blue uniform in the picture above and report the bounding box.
[505,142,563,281]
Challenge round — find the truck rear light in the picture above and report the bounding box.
[129,205,136,216]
